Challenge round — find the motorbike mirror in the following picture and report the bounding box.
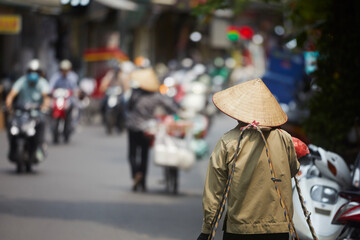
[352,152,360,189]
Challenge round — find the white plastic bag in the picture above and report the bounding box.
[153,124,195,170]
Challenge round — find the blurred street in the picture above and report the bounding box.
[1,0,359,239]
[0,114,236,240]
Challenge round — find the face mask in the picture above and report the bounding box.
[27,72,39,83]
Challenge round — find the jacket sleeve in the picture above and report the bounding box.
[201,137,228,234]
[156,93,179,114]
[287,135,300,178]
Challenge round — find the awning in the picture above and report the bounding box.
[94,0,138,11]
[0,0,60,8]
[83,47,129,62]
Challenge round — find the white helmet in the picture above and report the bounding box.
[27,59,41,71]
[60,59,72,70]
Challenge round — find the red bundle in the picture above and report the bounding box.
[292,137,310,159]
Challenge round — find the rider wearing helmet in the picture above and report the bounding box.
[5,59,50,161]
[49,59,78,92]
[6,59,50,111]
[48,59,79,140]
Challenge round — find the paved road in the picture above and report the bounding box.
[0,114,237,240]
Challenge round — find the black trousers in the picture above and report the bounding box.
[127,129,151,186]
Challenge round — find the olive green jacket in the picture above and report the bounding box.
[201,124,300,234]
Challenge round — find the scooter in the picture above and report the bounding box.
[103,85,125,134]
[292,144,352,240]
[332,152,360,239]
[7,103,45,173]
[51,88,73,143]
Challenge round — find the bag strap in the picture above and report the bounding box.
[208,123,246,240]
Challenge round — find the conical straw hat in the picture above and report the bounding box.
[130,68,160,92]
[213,78,287,127]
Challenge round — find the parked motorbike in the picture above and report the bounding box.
[7,103,45,173]
[292,144,352,240]
[103,86,125,134]
[332,152,360,239]
[51,88,73,143]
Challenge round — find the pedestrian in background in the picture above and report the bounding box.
[197,79,300,240]
[126,67,179,192]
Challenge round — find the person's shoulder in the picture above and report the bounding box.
[15,75,26,83]
[69,71,79,80]
[50,72,61,79]
[221,125,241,144]
[38,77,50,89]
[39,77,49,84]
[12,76,26,89]
[274,128,293,144]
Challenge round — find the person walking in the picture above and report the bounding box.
[126,67,179,192]
[197,79,300,240]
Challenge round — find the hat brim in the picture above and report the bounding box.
[131,68,160,92]
[212,78,288,127]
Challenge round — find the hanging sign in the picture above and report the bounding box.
[83,48,129,62]
[0,15,21,34]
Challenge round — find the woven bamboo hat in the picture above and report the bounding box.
[213,78,287,127]
[130,67,160,92]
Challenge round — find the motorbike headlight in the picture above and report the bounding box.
[310,185,338,204]
[108,96,118,108]
[10,126,19,135]
[56,98,65,109]
[27,128,36,136]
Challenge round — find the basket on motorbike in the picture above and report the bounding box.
[153,118,195,171]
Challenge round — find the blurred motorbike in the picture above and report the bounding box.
[78,78,95,124]
[292,144,352,240]
[103,86,125,134]
[332,152,360,239]
[7,103,45,173]
[51,88,73,143]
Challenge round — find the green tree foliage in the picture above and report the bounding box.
[192,0,360,158]
[300,0,360,158]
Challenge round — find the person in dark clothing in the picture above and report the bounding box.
[126,67,178,192]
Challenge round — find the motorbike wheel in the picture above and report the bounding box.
[337,226,360,239]
[64,117,71,143]
[16,141,26,173]
[165,167,178,195]
[116,111,126,133]
[25,162,32,173]
[53,118,60,144]
[16,162,23,173]
[64,133,70,143]
[105,110,115,135]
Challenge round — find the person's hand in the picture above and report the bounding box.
[5,96,12,110]
[197,233,210,240]
[40,105,50,114]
